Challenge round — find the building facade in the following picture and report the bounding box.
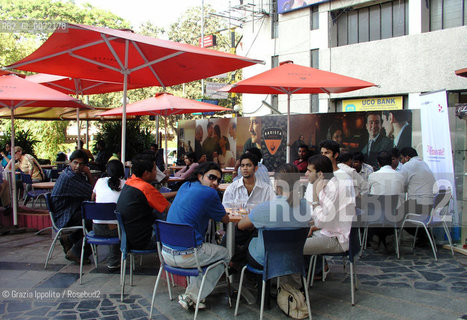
[237,0,466,242]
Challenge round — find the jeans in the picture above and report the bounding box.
[93,223,120,266]
[161,243,229,303]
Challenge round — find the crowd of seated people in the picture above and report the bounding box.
[35,135,438,315]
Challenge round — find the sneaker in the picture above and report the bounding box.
[107,262,121,272]
[194,299,207,310]
[178,294,193,310]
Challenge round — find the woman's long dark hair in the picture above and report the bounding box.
[106,160,125,191]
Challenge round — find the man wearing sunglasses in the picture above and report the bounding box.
[164,162,230,311]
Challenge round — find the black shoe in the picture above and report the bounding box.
[107,263,121,272]
[65,249,90,265]
[59,235,73,254]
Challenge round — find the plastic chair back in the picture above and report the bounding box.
[20,172,33,185]
[262,228,309,281]
[81,201,117,221]
[44,193,59,231]
[431,188,451,217]
[155,220,197,249]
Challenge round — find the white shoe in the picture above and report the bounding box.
[178,294,193,310]
[195,299,207,310]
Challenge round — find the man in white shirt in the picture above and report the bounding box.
[366,151,405,251]
[352,151,374,181]
[368,151,405,195]
[337,151,369,197]
[223,153,274,210]
[232,147,271,185]
[400,147,436,212]
[222,152,274,267]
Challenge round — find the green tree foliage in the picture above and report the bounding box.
[0,0,130,160]
[0,127,39,157]
[93,121,153,161]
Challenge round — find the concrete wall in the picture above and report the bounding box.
[238,0,467,115]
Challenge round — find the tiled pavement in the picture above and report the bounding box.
[0,229,466,320]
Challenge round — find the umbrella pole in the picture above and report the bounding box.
[164,116,168,168]
[10,108,17,226]
[76,109,80,145]
[121,40,129,165]
[286,93,291,163]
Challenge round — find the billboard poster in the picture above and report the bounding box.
[278,0,330,14]
[178,109,420,171]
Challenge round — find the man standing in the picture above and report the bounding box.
[400,147,436,213]
[116,152,171,250]
[51,150,94,263]
[201,122,220,161]
[382,110,412,150]
[242,117,262,153]
[164,162,230,311]
[361,112,393,169]
[293,144,309,173]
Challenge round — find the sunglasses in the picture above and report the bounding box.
[207,174,222,183]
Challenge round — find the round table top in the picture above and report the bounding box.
[31,181,55,189]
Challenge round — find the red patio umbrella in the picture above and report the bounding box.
[220,61,376,161]
[7,23,263,163]
[100,92,231,165]
[0,74,90,225]
[26,73,146,142]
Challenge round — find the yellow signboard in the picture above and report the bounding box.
[343,96,403,112]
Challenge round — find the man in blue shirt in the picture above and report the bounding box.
[164,162,229,311]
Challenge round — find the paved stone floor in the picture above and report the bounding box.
[0,229,466,320]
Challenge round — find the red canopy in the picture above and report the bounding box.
[0,74,89,225]
[101,93,231,164]
[7,23,262,163]
[220,61,376,161]
[222,61,376,95]
[26,73,145,95]
[100,92,231,117]
[0,75,88,109]
[8,23,263,87]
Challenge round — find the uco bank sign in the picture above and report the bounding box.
[343,96,403,112]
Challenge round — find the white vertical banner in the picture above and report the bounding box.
[419,90,458,224]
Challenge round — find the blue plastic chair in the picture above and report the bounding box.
[149,220,231,320]
[79,201,119,284]
[115,210,158,302]
[307,227,361,306]
[235,228,311,320]
[44,193,83,269]
[398,188,453,260]
[20,172,49,207]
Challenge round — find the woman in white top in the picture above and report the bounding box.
[91,160,125,271]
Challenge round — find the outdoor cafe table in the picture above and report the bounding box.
[40,164,55,169]
[31,181,55,190]
[168,176,185,183]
